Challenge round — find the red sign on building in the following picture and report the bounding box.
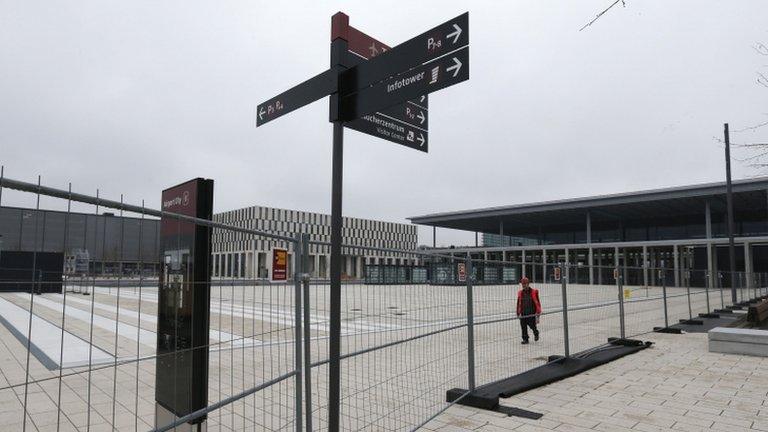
[457,263,467,282]
[272,248,288,281]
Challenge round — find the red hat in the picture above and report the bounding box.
[520,276,529,284]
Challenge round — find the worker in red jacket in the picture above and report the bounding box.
[517,276,542,344]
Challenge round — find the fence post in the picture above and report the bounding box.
[705,270,711,313]
[560,263,570,358]
[617,268,625,339]
[738,272,743,303]
[464,253,476,392]
[754,272,758,300]
[685,270,692,320]
[719,272,724,308]
[301,233,313,432]
[293,234,303,432]
[661,269,669,329]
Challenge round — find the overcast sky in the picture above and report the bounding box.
[1,1,767,246]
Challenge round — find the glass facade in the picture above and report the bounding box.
[482,233,538,247]
[0,206,159,262]
[491,209,768,246]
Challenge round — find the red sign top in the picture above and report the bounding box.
[331,12,349,42]
[162,181,197,216]
[161,179,199,236]
[348,26,390,60]
[458,263,466,282]
[331,12,390,60]
[272,248,288,281]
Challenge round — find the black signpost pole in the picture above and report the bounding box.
[328,14,348,431]
[328,120,343,431]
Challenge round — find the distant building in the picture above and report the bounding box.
[211,205,418,279]
[481,233,538,247]
[0,205,160,275]
[410,178,768,288]
[0,204,419,280]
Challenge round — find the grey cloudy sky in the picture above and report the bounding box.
[1,1,766,246]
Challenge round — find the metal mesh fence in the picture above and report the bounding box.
[2,172,768,431]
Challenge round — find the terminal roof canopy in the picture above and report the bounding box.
[408,178,768,236]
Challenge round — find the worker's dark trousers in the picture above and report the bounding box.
[520,316,538,341]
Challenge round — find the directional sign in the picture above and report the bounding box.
[340,46,468,120]
[375,101,429,129]
[342,27,428,110]
[256,68,337,127]
[341,12,468,95]
[342,24,429,129]
[350,113,428,152]
[341,21,429,150]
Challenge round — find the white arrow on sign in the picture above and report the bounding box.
[417,111,426,125]
[417,133,425,147]
[447,24,462,44]
[258,107,266,120]
[446,57,462,78]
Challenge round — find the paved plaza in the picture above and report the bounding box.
[0,280,758,431]
[426,331,768,432]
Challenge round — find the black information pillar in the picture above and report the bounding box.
[155,178,214,430]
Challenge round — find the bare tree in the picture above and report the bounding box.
[579,0,627,32]
[729,36,768,171]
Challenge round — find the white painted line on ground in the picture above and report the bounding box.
[21,294,158,348]
[97,287,399,333]
[59,294,259,345]
[0,297,114,369]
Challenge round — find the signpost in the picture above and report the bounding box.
[457,262,467,283]
[255,12,469,431]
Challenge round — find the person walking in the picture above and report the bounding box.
[517,276,542,344]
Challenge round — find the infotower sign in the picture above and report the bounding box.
[155,178,214,432]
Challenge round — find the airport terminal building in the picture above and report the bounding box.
[211,205,417,279]
[0,204,417,281]
[410,178,768,288]
[0,206,160,276]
